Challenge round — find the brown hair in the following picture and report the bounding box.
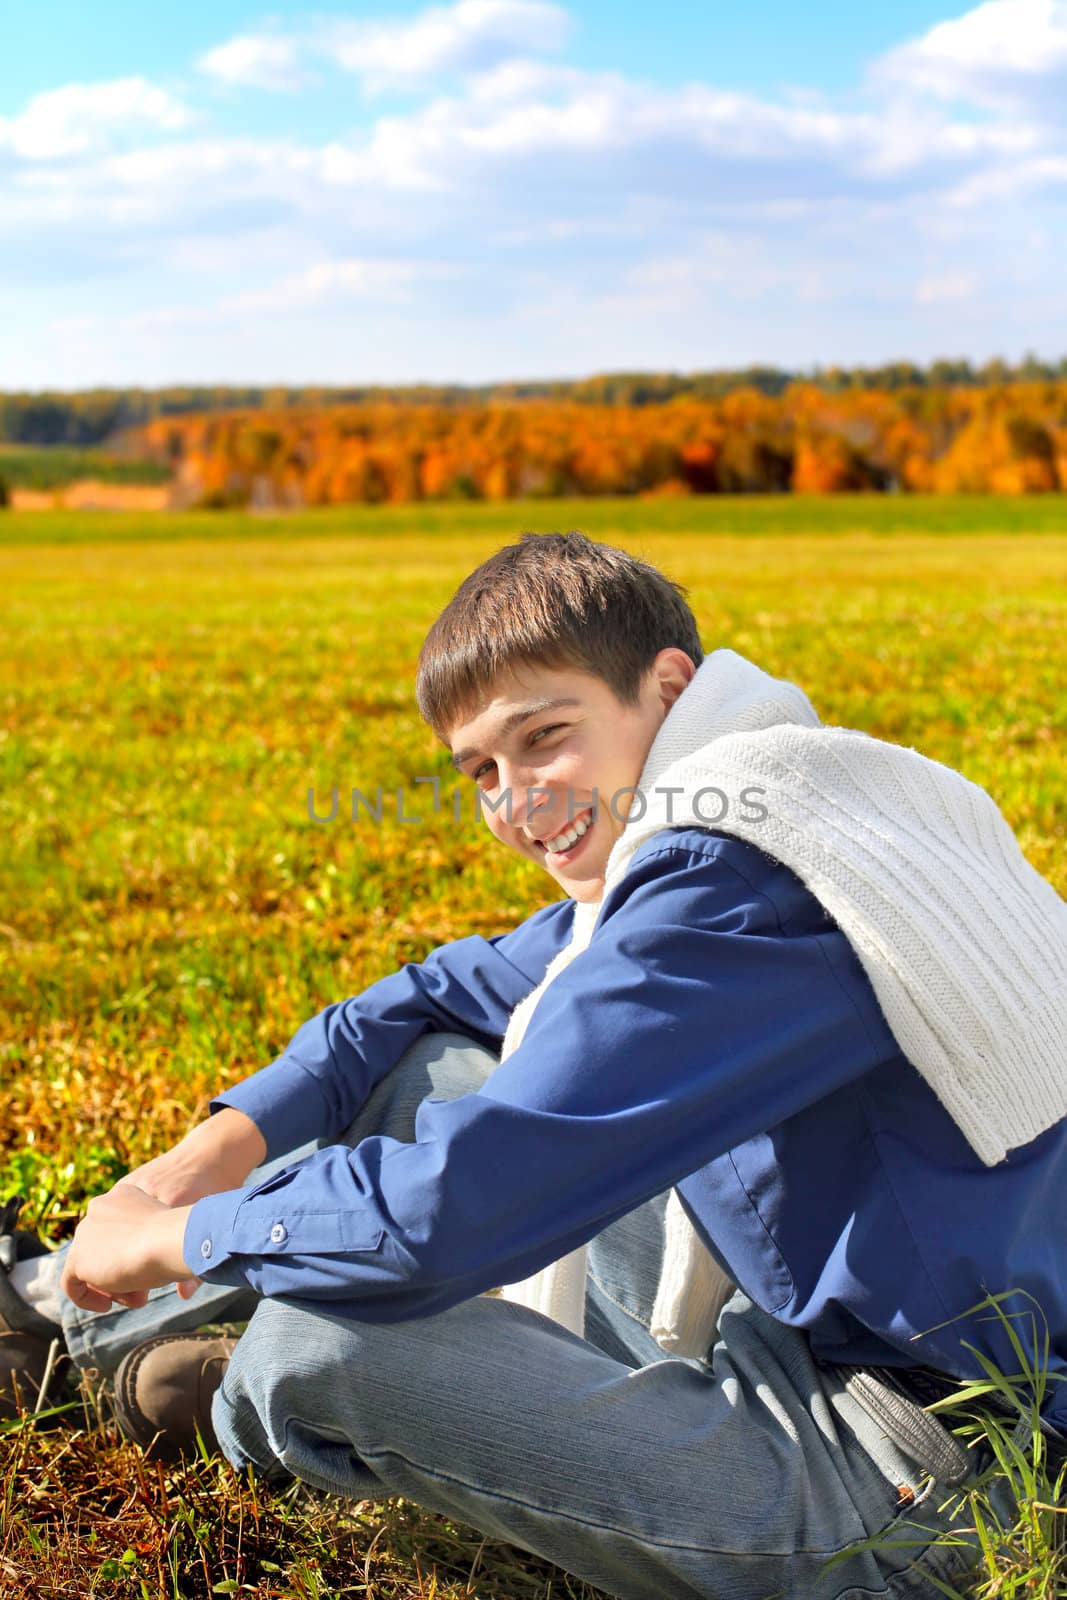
[416,531,704,742]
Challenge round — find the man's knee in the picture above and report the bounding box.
[225,1297,344,1396]
[336,1031,498,1148]
[398,1029,497,1092]
[215,1297,408,1483]
[215,1300,336,1451]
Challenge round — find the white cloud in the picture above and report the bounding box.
[464,58,582,101]
[7,2,1067,384]
[5,138,312,233]
[3,26,1057,260]
[193,1,572,100]
[611,232,814,306]
[2,51,1053,271]
[223,256,461,313]
[198,35,305,92]
[916,270,978,303]
[876,0,1067,108]
[53,257,465,335]
[943,153,1067,204]
[326,0,571,87]
[306,65,1033,192]
[0,78,190,161]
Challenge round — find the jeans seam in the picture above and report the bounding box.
[587,1270,655,1336]
[280,1421,914,1566]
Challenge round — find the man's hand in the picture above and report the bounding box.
[61,1109,266,1312]
[61,1185,196,1315]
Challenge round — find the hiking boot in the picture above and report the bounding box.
[0,1311,57,1420]
[113,1332,238,1461]
[0,1196,64,1420]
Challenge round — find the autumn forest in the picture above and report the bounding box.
[143,380,1067,509]
[4,364,1067,508]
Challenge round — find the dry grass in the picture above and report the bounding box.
[2,1399,601,1598]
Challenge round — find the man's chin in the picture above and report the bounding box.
[524,837,606,900]
[559,871,606,904]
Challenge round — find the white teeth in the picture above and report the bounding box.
[545,812,591,853]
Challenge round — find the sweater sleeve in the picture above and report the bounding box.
[185,834,898,1319]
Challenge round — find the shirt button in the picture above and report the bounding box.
[200,1238,213,1259]
[270,1222,288,1245]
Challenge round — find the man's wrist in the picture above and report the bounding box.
[158,1203,196,1279]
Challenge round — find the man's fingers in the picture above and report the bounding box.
[61,1252,140,1312]
[62,1275,114,1314]
[107,1289,150,1310]
[176,1277,202,1300]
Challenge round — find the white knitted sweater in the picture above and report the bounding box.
[498,649,1067,1357]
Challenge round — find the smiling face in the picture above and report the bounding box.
[447,649,696,902]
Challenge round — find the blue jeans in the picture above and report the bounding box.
[62,1032,981,1599]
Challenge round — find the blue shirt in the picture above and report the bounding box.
[187,828,1067,1426]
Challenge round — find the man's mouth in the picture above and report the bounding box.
[535,807,595,860]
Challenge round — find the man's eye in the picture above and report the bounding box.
[472,760,495,782]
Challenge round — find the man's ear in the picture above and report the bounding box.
[652,648,697,712]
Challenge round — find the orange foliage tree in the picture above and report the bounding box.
[136,381,1067,507]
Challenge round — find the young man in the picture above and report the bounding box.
[3,532,1066,1600]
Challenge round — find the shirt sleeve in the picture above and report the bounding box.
[185,833,898,1319]
[212,896,575,1158]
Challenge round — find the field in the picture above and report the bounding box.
[0,447,172,491]
[2,496,1066,1597]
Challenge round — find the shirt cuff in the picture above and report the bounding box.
[210,1056,334,1161]
[185,1166,387,1285]
[185,1188,250,1284]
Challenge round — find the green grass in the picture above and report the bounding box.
[0,446,171,492]
[1,497,1065,1595]
[920,1292,1067,1597]
[822,1291,1067,1597]
[4,491,1067,544]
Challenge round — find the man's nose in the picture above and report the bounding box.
[497,764,556,831]
[520,786,559,831]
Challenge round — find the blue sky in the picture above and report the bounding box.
[3,0,1066,387]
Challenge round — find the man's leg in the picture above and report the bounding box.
[57,1031,498,1378]
[206,1031,976,1600]
[214,1287,976,1600]
[97,1026,976,1597]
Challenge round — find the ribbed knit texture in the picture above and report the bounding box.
[498,649,1067,1356]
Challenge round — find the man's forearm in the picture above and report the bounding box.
[184,1106,267,1175]
[120,1105,268,1209]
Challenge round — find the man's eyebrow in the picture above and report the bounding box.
[450,697,582,772]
